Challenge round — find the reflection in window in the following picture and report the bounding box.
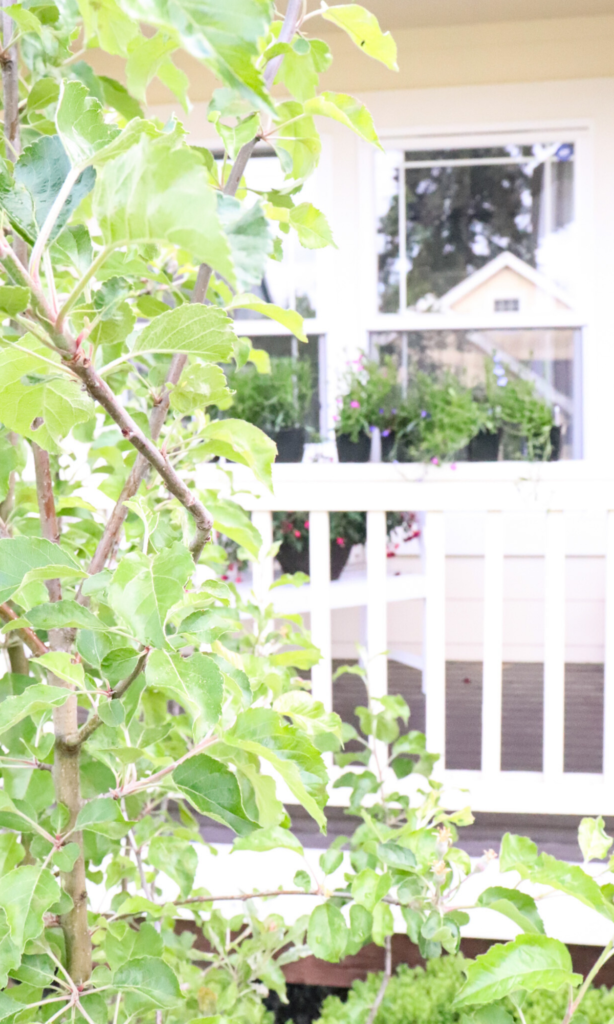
[369,328,582,459]
[376,144,576,313]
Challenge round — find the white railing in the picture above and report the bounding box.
[200,461,614,817]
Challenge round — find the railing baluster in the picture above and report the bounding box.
[603,511,614,781]
[543,510,566,778]
[423,511,446,767]
[482,511,504,775]
[366,511,388,701]
[309,510,332,712]
[251,510,273,601]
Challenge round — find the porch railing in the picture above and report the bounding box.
[199,461,614,817]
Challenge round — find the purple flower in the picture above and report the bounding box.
[421,409,428,418]
[497,377,508,387]
[350,400,360,409]
[391,408,397,415]
[382,429,391,437]
[379,408,385,415]
[369,425,375,432]
[333,415,339,421]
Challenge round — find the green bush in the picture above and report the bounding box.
[316,955,614,1024]
[227,356,313,432]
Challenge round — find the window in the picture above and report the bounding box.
[372,139,583,457]
[376,143,576,314]
[248,334,326,436]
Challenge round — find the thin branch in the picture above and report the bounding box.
[65,651,148,748]
[111,733,218,800]
[366,935,392,1024]
[562,939,614,1024]
[0,601,48,656]
[56,246,112,331]
[0,754,52,771]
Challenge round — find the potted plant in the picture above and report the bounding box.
[396,372,485,463]
[485,362,557,461]
[227,357,313,462]
[335,355,399,462]
[273,511,416,580]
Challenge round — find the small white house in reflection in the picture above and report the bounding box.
[436,251,574,317]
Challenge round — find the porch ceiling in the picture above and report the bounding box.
[306,0,614,29]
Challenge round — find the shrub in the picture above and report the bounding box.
[317,956,614,1024]
[227,357,313,432]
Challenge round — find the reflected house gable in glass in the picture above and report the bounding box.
[437,251,575,318]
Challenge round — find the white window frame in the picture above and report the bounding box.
[358,122,593,457]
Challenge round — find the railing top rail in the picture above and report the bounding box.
[197,462,614,513]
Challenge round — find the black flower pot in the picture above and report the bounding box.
[267,426,305,463]
[277,540,352,581]
[381,431,396,462]
[336,432,371,463]
[549,425,562,461]
[468,429,501,462]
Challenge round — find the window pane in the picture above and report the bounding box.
[376,143,577,314]
[370,328,581,459]
[248,335,322,432]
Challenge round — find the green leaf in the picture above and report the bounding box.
[290,203,335,249]
[77,0,140,57]
[99,75,144,120]
[93,133,236,281]
[351,869,391,912]
[321,3,398,70]
[26,600,104,631]
[131,304,235,360]
[272,101,321,180]
[0,992,20,1020]
[0,537,83,603]
[109,542,194,648]
[27,78,59,112]
[213,112,259,161]
[308,903,347,962]
[169,362,233,414]
[304,92,381,147]
[120,0,273,109]
[0,866,60,952]
[218,195,273,290]
[344,904,372,957]
[372,900,394,946]
[125,32,179,104]
[0,836,23,877]
[499,833,538,874]
[201,492,262,559]
[52,842,81,872]
[200,419,276,489]
[97,699,125,728]
[0,286,29,317]
[225,707,328,830]
[319,847,343,875]
[113,956,181,1010]
[4,4,43,36]
[76,798,133,838]
[33,652,84,688]
[148,835,198,898]
[0,336,95,453]
[477,888,545,935]
[146,650,223,738]
[173,753,259,836]
[229,293,307,342]
[274,38,332,102]
[56,80,119,167]
[273,691,341,737]
[0,683,72,735]
[376,842,417,872]
[233,825,303,855]
[455,935,582,1006]
[0,136,95,245]
[294,869,311,892]
[579,816,613,862]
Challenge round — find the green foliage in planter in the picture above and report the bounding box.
[475,360,555,460]
[317,955,614,1024]
[227,356,313,433]
[336,354,400,442]
[396,373,486,462]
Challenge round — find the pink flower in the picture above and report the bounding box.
[335,537,346,547]
[451,462,457,470]
[333,415,339,422]
[236,576,242,583]
[294,529,301,538]
[431,456,440,465]
[221,574,229,580]
[350,400,360,409]
[304,520,310,529]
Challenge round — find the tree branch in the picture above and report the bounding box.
[31,442,92,986]
[65,651,148,748]
[80,0,304,577]
[0,602,47,656]
[366,935,392,1024]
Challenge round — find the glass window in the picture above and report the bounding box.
[369,328,582,459]
[376,143,577,314]
[247,334,324,434]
